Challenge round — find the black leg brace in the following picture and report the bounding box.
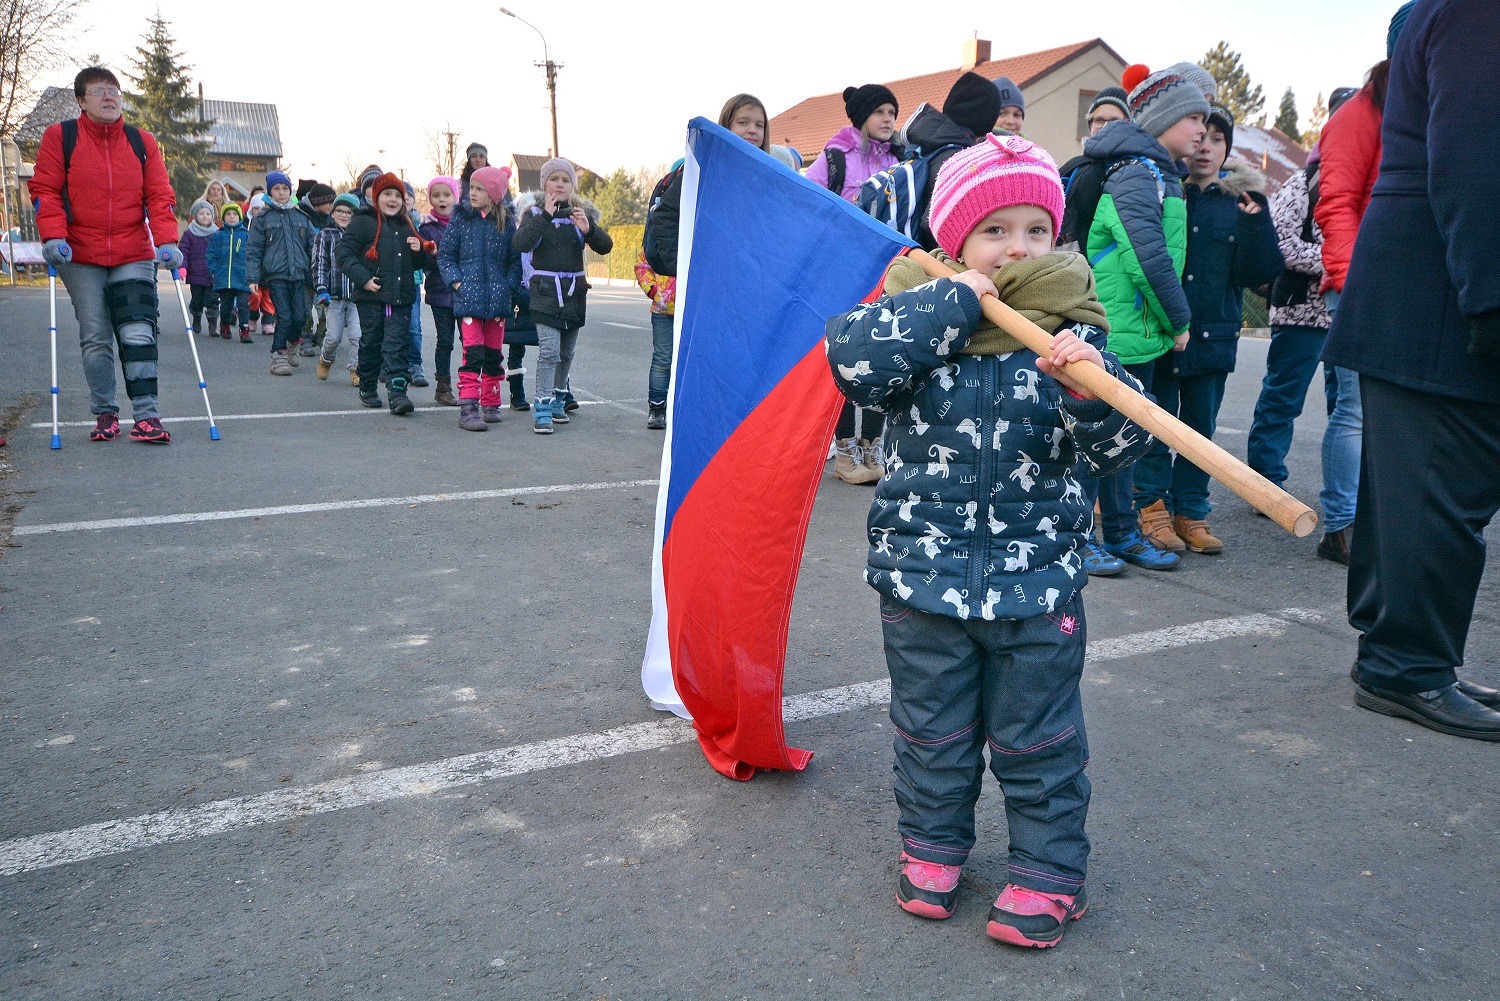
[104,278,160,399]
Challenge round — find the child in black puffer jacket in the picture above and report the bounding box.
[336,172,435,416]
[512,157,613,434]
[827,134,1151,950]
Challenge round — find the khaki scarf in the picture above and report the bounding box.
[882,250,1109,355]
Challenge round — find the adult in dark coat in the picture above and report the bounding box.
[1321,0,1500,740]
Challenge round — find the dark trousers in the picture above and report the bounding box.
[1247,324,1334,485]
[216,289,250,329]
[356,300,412,389]
[266,278,308,352]
[430,304,458,380]
[881,594,1090,897]
[1133,361,1229,521]
[1349,376,1500,695]
[188,284,212,331]
[1099,359,1158,540]
[835,399,885,440]
[507,342,527,384]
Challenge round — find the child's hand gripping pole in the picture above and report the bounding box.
[909,249,1317,538]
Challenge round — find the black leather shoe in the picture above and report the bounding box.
[1458,679,1500,710]
[1355,682,1500,741]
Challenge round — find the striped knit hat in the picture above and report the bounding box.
[1127,69,1211,139]
[929,133,1065,259]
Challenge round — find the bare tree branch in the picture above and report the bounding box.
[0,0,87,138]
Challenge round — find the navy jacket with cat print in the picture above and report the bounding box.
[826,275,1152,622]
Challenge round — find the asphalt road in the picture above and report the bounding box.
[1,276,1496,1000]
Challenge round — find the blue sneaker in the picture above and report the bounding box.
[1082,541,1126,577]
[533,397,554,435]
[551,395,570,424]
[1104,530,1179,571]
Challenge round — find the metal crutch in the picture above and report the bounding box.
[169,266,221,440]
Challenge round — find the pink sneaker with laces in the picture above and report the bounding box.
[986,883,1089,948]
[897,852,962,919]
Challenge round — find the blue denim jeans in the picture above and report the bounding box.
[266,278,308,353]
[1247,324,1328,486]
[1133,363,1228,520]
[649,311,674,405]
[1320,366,1363,532]
[408,299,423,370]
[881,594,1090,897]
[1098,359,1158,541]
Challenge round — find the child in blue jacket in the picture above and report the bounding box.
[438,166,522,431]
[207,202,252,343]
[827,135,1151,949]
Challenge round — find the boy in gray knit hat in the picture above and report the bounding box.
[1077,67,1208,571]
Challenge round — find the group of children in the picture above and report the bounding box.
[816,61,1285,949]
[175,151,613,434]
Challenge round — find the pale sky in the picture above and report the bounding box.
[61,0,1400,186]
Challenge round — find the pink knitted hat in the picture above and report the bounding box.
[427,175,460,203]
[470,166,512,204]
[929,134,1065,259]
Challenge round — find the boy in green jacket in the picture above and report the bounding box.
[1081,67,1208,569]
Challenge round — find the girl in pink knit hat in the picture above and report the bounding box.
[826,132,1154,949]
[437,165,523,430]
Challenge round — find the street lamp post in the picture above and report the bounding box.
[500,7,561,158]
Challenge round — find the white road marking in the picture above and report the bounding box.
[0,609,1318,877]
[13,479,660,536]
[31,400,647,428]
[604,321,646,329]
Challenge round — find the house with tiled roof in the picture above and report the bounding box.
[1231,123,1307,192]
[508,153,596,194]
[11,87,282,202]
[769,38,1129,168]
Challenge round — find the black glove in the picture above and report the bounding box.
[1470,309,1500,361]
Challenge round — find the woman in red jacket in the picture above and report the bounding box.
[29,66,182,444]
[1311,58,1389,563]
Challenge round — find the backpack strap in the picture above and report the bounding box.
[58,118,152,226]
[823,147,846,194]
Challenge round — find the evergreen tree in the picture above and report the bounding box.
[590,167,647,227]
[1303,91,1329,149]
[126,15,215,215]
[1200,41,1264,128]
[1274,87,1302,143]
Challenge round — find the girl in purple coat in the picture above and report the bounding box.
[805,84,903,485]
[178,199,218,335]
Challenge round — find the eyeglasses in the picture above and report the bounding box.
[1087,114,1124,128]
[85,86,122,98]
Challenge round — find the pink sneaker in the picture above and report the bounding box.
[986,883,1088,948]
[897,853,962,919]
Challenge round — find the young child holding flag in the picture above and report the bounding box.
[826,134,1152,949]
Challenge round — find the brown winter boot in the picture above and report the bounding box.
[1172,514,1224,555]
[833,438,878,485]
[1138,499,1186,553]
[857,438,885,479]
[434,377,458,407]
[1316,527,1351,566]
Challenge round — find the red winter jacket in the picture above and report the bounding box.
[1314,87,1381,293]
[29,114,180,267]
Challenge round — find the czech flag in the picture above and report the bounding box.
[640,117,913,780]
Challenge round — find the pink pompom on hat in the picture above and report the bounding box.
[427,175,461,202]
[470,166,512,204]
[929,134,1066,260]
